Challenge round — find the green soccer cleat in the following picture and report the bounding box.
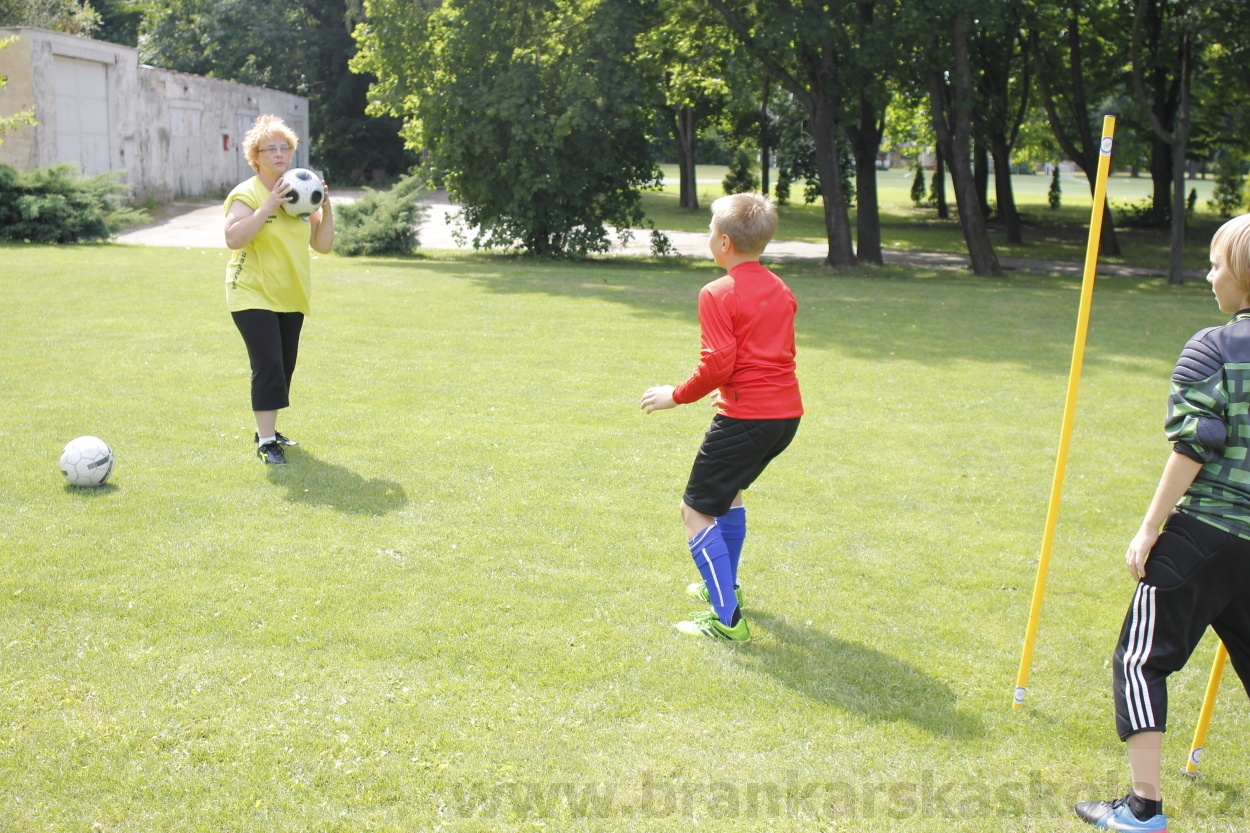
[685,581,745,609]
[675,610,751,641]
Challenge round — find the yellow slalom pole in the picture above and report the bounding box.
[1013,115,1117,709]
[1184,640,1229,776]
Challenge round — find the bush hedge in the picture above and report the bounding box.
[0,164,147,243]
[333,174,429,257]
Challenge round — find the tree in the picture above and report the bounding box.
[0,36,36,146]
[0,0,99,33]
[910,159,926,206]
[354,0,661,256]
[1208,151,1244,216]
[1028,0,1123,255]
[771,91,855,209]
[841,2,899,265]
[92,0,143,46]
[1194,1,1250,214]
[637,0,733,210]
[915,1,1002,276]
[1123,0,1174,230]
[1130,0,1200,284]
[707,0,857,267]
[884,93,946,216]
[972,2,1030,245]
[140,0,408,181]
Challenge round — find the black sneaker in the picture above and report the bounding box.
[254,431,298,447]
[1074,794,1167,832]
[257,440,287,465]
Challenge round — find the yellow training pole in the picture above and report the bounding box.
[1184,640,1229,776]
[1014,116,1117,708]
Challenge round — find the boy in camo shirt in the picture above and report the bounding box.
[1076,213,1250,833]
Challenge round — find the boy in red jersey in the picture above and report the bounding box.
[641,193,802,641]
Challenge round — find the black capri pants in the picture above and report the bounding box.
[231,309,304,412]
[1112,510,1250,740]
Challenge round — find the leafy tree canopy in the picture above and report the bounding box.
[0,0,99,33]
[355,0,661,256]
[139,0,407,181]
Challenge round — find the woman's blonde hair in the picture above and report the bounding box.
[1212,213,1250,293]
[242,114,299,172]
[710,192,778,255]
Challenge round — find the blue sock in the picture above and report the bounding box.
[688,524,737,625]
[718,506,746,586]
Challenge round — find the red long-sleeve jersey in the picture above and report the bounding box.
[672,261,803,420]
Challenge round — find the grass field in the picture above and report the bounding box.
[2,243,1248,832]
[643,166,1226,271]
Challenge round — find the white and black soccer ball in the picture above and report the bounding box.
[59,436,114,488]
[279,168,325,218]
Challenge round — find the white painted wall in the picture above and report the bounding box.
[0,27,310,200]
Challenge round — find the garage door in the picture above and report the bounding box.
[170,105,204,197]
[53,56,111,176]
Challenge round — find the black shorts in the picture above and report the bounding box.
[682,415,800,517]
[1111,510,1250,740]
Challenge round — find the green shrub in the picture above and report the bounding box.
[332,174,430,257]
[0,163,147,243]
[909,161,926,207]
[1048,165,1061,210]
[1209,152,1246,217]
[722,148,759,195]
[773,169,791,206]
[1114,196,1168,228]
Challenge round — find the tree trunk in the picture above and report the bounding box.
[846,93,884,265]
[674,106,698,210]
[989,135,1022,244]
[1142,2,1178,230]
[933,147,948,219]
[1131,0,1189,282]
[1166,37,1190,285]
[1150,134,1171,228]
[811,98,856,267]
[760,76,771,198]
[930,13,1001,277]
[1027,20,1121,256]
[974,137,990,218]
[1168,129,1186,284]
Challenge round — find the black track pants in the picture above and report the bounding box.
[1112,510,1250,740]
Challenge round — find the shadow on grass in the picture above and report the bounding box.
[265,448,408,515]
[358,254,1215,374]
[736,611,984,739]
[62,483,120,496]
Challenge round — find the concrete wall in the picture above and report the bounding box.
[0,27,309,200]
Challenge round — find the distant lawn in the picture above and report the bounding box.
[644,166,1222,271]
[2,243,1247,831]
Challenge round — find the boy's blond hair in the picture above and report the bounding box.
[242,114,300,172]
[1212,213,1250,293]
[711,192,778,255]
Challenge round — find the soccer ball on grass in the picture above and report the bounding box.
[59,436,114,487]
[280,168,325,218]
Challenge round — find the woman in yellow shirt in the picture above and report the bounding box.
[223,114,334,464]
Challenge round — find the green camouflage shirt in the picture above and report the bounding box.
[1168,310,1250,539]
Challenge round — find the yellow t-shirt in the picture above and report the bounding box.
[223,177,313,314]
